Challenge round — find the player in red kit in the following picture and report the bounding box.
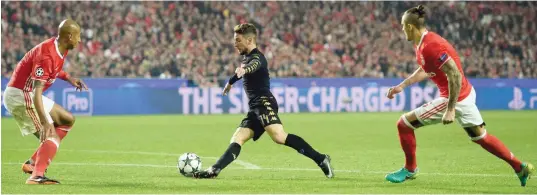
[385,5,534,186]
[3,19,87,184]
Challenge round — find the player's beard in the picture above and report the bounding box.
[67,43,76,50]
[239,48,247,55]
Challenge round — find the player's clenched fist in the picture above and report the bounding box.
[442,109,456,125]
[386,86,403,99]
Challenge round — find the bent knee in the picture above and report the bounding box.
[397,113,422,130]
[270,132,287,145]
[464,123,486,139]
[62,113,76,126]
[231,136,249,145]
[51,104,76,126]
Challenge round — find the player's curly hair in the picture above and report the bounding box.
[404,5,426,29]
[234,23,257,37]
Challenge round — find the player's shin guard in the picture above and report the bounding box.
[213,142,241,170]
[32,139,60,177]
[30,126,71,163]
[284,134,324,164]
[397,117,417,172]
[472,130,522,172]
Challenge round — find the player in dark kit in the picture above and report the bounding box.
[193,23,334,179]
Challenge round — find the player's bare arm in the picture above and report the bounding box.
[33,80,56,142]
[400,67,428,88]
[440,59,461,124]
[387,67,427,99]
[58,71,88,91]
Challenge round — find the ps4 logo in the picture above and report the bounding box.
[63,88,93,116]
[508,87,537,110]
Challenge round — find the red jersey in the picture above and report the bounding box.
[7,37,68,92]
[415,31,472,102]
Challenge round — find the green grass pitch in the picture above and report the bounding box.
[2,111,537,194]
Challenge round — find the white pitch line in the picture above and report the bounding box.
[232,159,262,169]
[254,167,513,178]
[201,156,261,170]
[3,148,262,170]
[3,149,514,177]
[3,162,176,168]
[2,162,513,178]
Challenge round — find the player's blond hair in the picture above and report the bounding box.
[234,23,257,37]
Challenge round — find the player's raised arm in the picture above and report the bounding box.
[235,56,263,78]
[387,67,428,99]
[401,68,428,88]
[242,54,262,74]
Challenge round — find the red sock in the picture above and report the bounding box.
[32,139,59,177]
[30,126,70,163]
[397,117,417,172]
[473,131,522,172]
[55,126,70,140]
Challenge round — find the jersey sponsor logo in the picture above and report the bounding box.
[35,67,44,77]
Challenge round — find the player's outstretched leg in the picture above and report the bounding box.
[466,125,535,187]
[386,114,420,183]
[23,104,75,175]
[193,128,253,179]
[265,124,334,178]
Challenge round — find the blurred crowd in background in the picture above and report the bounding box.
[2,1,536,87]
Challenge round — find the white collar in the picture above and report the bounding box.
[54,37,64,59]
[416,30,428,49]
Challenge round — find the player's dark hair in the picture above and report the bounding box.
[234,23,257,38]
[404,5,426,29]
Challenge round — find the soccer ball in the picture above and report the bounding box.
[177,152,202,177]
